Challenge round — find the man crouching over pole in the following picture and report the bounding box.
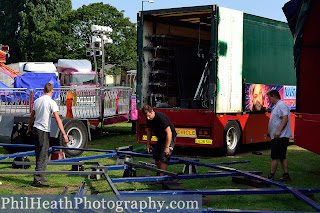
[27,83,69,187]
[143,105,176,176]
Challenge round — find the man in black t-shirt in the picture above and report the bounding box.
[142,105,177,175]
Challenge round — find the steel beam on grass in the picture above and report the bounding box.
[233,171,320,211]
[204,209,314,213]
[51,146,115,153]
[177,158,320,212]
[99,162,133,213]
[0,162,100,166]
[53,186,69,212]
[52,153,117,162]
[0,151,36,160]
[117,151,251,166]
[169,159,250,165]
[59,186,68,196]
[75,181,87,197]
[0,170,104,175]
[0,147,53,160]
[120,188,320,196]
[13,161,85,165]
[112,171,262,183]
[0,143,35,148]
[213,160,250,165]
[125,161,178,177]
[97,165,129,170]
[117,151,154,158]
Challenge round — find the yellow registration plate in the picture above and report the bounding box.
[142,135,158,141]
[176,128,196,138]
[143,128,196,141]
[195,139,213,145]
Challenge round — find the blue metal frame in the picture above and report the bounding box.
[203,209,313,213]
[75,181,87,197]
[120,188,320,196]
[112,171,262,183]
[0,146,53,160]
[1,144,319,212]
[52,153,117,162]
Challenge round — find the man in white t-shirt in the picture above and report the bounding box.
[267,89,293,182]
[27,83,69,187]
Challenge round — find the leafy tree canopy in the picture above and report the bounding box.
[62,3,137,73]
[0,0,72,62]
[0,2,136,74]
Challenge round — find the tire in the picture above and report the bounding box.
[59,120,88,157]
[223,121,242,156]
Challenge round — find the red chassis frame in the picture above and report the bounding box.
[137,108,295,149]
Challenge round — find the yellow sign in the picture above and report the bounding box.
[142,135,158,141]
[175,128,196,138]
[143,128,196,141]
[195,139,213,145]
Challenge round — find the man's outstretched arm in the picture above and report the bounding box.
[53,112,69,144]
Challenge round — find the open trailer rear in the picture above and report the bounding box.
[136,5,296,155]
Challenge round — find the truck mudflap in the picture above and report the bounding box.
[0,115,14,143]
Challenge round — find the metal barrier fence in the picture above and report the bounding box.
[103,87,131,117]
[34,87,100,119]
[0,88,30,115]
[0,86,132,119]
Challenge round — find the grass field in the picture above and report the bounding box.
[0,122,319,212]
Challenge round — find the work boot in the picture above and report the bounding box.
[31,181,49,187]
[267,173,275,180]
[279,173,291,183]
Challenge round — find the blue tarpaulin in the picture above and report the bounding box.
[0,81,9,88]
[14,73,61,101]
[0,81,15,102]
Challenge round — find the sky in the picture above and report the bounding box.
[71,0,290,23]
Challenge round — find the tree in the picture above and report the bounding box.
[54,3,137,72]
[1,1,137,74]
[0,1,24,62]
[0,0,72,63]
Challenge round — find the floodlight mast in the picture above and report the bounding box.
[142,0,154,11]
[90,25,113,87]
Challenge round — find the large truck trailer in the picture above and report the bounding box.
[283,0,320,155]
[136,5,296,155]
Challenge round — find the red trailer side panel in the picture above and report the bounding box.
[137,108,295,149]
[295,113,320,155]
[294,0,320,155]
[297,0,320,114]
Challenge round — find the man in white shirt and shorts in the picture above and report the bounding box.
[27,83,69,187]
[267,89,293,182]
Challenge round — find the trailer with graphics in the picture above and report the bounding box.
[283,0,320,155]
[136,5,296,155]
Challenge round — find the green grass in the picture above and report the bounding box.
[0,122,319,211]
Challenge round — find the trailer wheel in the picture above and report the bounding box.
[223,121,242,156]
[59,120,88,157]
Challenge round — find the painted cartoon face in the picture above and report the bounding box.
[252,84,265,111]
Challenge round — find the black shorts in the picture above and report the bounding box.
[271,137,289,159]
[153,138,175,163]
